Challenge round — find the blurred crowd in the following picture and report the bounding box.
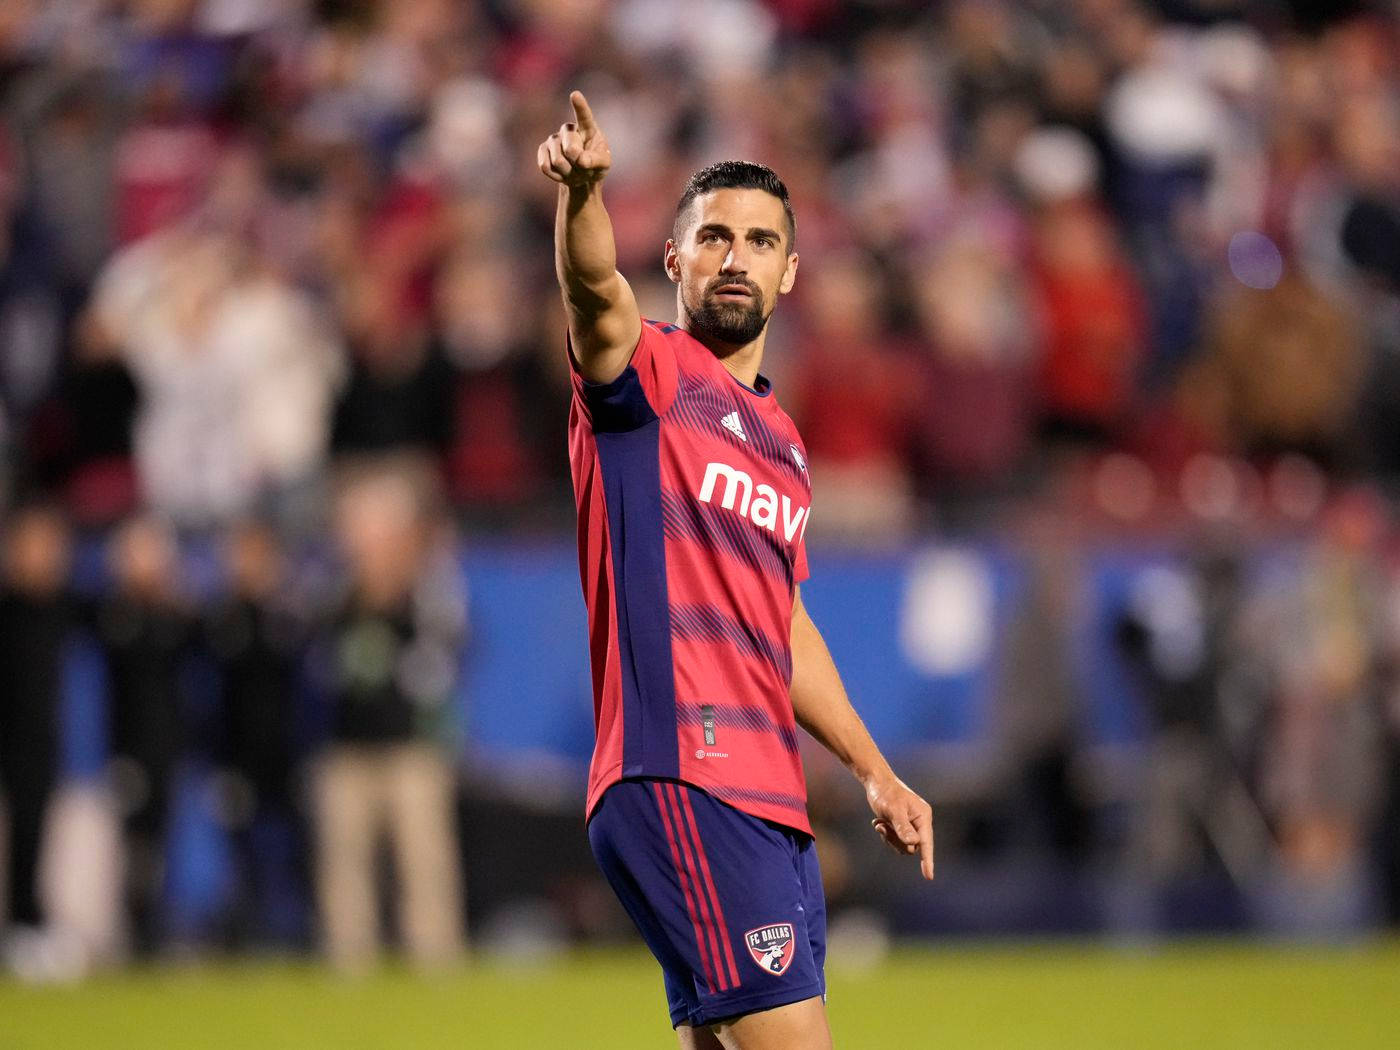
[0,463,468,977]
[2,0,1400,974]
[0,0,1397,535]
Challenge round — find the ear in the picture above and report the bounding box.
[778,252,799,295]
[663,239,681,284]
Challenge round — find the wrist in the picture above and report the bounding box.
[565,180,605,205]
[855,758,897,793]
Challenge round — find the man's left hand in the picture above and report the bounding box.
[865,774,934,880]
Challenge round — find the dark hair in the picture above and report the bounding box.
[673,160,796,251]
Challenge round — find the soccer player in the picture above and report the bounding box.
[539,92,934,1050]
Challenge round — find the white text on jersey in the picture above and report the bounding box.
[698,462,810,544]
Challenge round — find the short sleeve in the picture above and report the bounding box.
[569,318,680,432]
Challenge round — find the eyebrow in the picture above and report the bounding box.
[695,223,785,244]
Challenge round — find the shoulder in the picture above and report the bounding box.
[641,318,704,361]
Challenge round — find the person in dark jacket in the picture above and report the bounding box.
[0,504,76,939]
[94,514,193,955]
[204,519,311,948]
[310,462,466,971]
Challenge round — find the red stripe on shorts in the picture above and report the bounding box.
[651,781,723,993]
[674,784,742,989]
[662,782,732,992]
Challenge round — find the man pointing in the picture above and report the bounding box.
[541,91,934,1050]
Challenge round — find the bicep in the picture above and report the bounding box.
[566,271,642,385]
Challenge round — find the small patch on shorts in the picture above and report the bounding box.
[744,923,796,976]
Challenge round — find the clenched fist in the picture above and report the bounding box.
[537,91,612,188]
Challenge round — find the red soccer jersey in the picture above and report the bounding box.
[569,318,814,834]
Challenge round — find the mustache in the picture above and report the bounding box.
[705,275,761,298]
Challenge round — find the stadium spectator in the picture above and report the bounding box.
[0,122,66,499]
[1115,545,1267,886]
[434,246,559,514]
[96,514,194,955]
[86,199,342,527]
[995,528,1094,863]
[786,250,918,541]
[1256,492,1386,925]
[0,504,75,953]
[330,274,454,461]
[203,520,311,949]
[1197,273,1362,467]
[1031,198,1148,445]
[110,42,224,247]
[908,235,1036,502]
[310,462,466,972]
[84,225,248,525]
[25,77,120,320]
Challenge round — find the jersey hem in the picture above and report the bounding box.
[585,762,625,822]
[588,770,811,837]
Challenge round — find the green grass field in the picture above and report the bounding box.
[1,941,1395,1049]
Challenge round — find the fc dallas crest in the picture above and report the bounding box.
[744,923,796,976]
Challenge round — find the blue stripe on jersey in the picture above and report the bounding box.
[586,366,680,780]
[670,604,793,683]
[660,490,793,590]
[676,701,800,755]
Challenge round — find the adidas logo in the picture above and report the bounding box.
[720,411,747,442]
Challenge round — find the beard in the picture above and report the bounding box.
[683,277,769,348]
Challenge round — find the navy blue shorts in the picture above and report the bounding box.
[588,778,827,1028]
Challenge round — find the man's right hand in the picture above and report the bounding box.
[541,89,636,383]
[538,91,611,188]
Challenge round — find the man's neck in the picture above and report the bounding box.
[680,319,767,389]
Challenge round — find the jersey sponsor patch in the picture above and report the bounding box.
[696,461,810,543]
[744,922,796,976]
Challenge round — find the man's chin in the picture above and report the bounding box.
[688,303,767,349]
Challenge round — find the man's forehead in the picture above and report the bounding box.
[683,187,788,233]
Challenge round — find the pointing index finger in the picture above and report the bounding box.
[570,90,598,133]
[915,812,935,880]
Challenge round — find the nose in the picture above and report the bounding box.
[720,244,747,274]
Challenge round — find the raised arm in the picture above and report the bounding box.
[790,587,935,880]
[537,91,640,384]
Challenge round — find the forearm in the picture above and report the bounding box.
[552,181,637,374]
[790,590,936,878]
[789,595,893,788]
[554,183,623,315]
